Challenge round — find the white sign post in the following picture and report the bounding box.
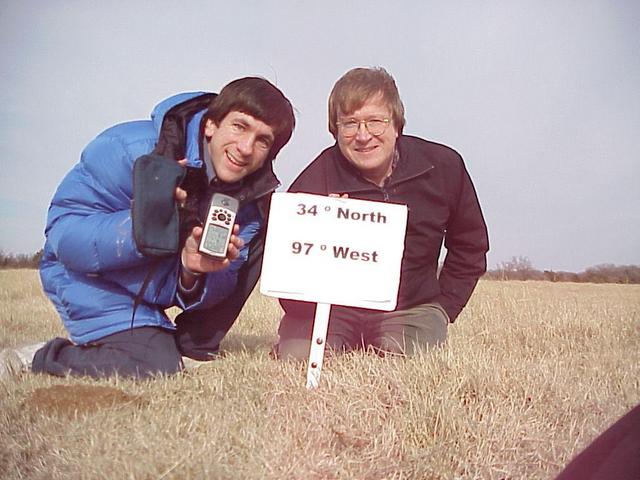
[260,192,408,388]
[306,302,331,389]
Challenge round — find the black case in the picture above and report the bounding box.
[132,154,186,257]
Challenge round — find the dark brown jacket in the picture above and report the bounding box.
[280,135,489,322]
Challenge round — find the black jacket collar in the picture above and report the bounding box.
[324,135,436,193]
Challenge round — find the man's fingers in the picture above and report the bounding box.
[175,160,188,205]
[229,233,244,250]
[175,187,187,203]
[226,244,240,260]
[183,226,203,252]
[191,225,203,236]
[183,224,241,273]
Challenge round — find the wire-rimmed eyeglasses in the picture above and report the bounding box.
[336,118,391,137]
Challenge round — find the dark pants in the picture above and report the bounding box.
[31,327,182,379]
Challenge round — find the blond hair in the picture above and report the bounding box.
[328,67,405,137]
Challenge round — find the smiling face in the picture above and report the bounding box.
[204,111,276,183]
[336,94,399,186]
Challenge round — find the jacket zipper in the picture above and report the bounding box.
[238,179,281,205]
[341,164,435,203]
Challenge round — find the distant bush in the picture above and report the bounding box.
[485,256,640,284]
[581,264,640,284]
[484,255,543,281]
[0,249,42,269]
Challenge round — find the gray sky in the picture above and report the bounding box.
[1,1,639,272]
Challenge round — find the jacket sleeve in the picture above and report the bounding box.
[436,158,489,321]
[174,220,267,360]
[45,134,153,273]
[175,209,262,311]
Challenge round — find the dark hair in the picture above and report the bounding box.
[207,77,295,160]
[328,67,405,137]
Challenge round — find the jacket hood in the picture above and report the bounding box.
[151,92,206,168]
[151,92,281,205]
[151,92,207,134]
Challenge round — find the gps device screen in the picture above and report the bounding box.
[202,223,229,254]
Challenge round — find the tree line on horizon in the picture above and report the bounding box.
[484,255,640,284]
[0,249,44,269]
[1,251,639,285]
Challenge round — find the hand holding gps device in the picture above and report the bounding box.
[199,193,239,259]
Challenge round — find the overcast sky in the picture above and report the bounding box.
[1,1,638,272]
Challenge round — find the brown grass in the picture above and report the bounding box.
[0,270,638,479]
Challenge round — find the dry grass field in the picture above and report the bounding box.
[1,269,638,479]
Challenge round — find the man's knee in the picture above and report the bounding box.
[32,327,183,379]
[276,313,312,361]
[373,304,449,356]
[276,315,352,361]
[275,338,310,361]
[374,331,445,357]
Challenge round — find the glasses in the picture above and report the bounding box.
[336,118,391,137]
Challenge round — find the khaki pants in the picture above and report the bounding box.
[276,303,449,360]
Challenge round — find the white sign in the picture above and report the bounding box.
[260,192,408,311]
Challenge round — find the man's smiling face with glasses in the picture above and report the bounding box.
[336,93,399,186]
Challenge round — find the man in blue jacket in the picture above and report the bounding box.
[13,77,294,378]
[276,67,488,359]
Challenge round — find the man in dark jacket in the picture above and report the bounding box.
[276,67,488,359]
[1,77,295,379]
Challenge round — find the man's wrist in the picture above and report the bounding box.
[178,272,202,294]
[181,262,202,278]
[181,251,202,277]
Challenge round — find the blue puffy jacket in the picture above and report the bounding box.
[40,92,274,344]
